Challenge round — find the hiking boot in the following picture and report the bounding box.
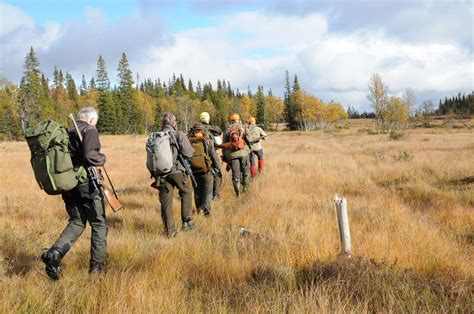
[89,261,107,274]
[41,249,62,280]
[167,231,177,239]
[232,181,241,198]
[250,165,257,177]
[182,221,196,231]
[242,176,250,192]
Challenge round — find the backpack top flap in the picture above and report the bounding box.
[25,120,81,195]
[146,130,174,176]
[25,120,63,152]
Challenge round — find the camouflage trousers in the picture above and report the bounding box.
[230,156,250,186]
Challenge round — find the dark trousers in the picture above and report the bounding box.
[194,172,213,213]
[230,156,250,184]
[158,172,193,235]
[249,149,264,166]
[213,172,222,197]
[52,190,107,264]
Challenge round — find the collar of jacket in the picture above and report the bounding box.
[162,124,176,132]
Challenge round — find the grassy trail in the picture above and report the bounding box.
[0,129,473,312]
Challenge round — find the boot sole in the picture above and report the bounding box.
[41,253,61,280]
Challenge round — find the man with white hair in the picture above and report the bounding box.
[41,106,108,279]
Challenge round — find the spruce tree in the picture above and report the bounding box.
[188,79,194,93]
[291,75,302,129]
[53,66,60,88]
[292,75,301,92]
[227,82,233,97]
[89,77,96,90]
[40,74,55,120]
[58,70,65,88]
[96,55,117,133]
[18,47,51,130]
[284,70,297,130]
[66,72,79,109]
[179,74,186,93]
[196,81,203,99]
[80,74,87,96]
[117,52,142,133]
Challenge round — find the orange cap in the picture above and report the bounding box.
[229,114,240,121]
[248,117,256,124]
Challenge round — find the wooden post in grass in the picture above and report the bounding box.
[334,194,351,256]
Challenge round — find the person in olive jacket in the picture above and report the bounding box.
[245,116,267,176]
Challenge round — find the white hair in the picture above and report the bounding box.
[77,107,98,121]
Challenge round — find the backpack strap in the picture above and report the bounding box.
[167,129,182,169]
[168,129,178,149]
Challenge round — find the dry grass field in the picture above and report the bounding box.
[0,123,473,312]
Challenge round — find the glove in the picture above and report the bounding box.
[150,180,159,190]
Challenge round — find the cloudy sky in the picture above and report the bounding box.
[1,0,472,111]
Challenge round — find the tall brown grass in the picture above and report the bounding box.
[0,126,472,312]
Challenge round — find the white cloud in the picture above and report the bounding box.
[0,2,35,36]
[0,2,61,78]
[137,12,328,94]
[1,2,472,111]
[137,10,473,109]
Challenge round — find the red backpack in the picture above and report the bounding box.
[227,125,245,151]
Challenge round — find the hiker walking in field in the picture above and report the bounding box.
[38,107,108,279]
[148,113,195,238]
[199,112,223,200]
[219,114,251,197]
[245,117,267,177]
[187,122,220,215]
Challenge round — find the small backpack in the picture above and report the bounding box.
[188,136,212,174]
[245,125,261,143]
[227,125,245,151]
[25,120,87,195]
[146,130,174,177]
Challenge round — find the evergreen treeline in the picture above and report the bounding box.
[346,106,376,119]
[0,47,287,139]
[1,47,472,141]
[1,47,351,140]
[436,92,473,117]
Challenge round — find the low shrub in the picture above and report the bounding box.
[389,130,404,140]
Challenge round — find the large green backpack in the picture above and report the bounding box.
[25,120,87,195]
[188,136,212,174]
